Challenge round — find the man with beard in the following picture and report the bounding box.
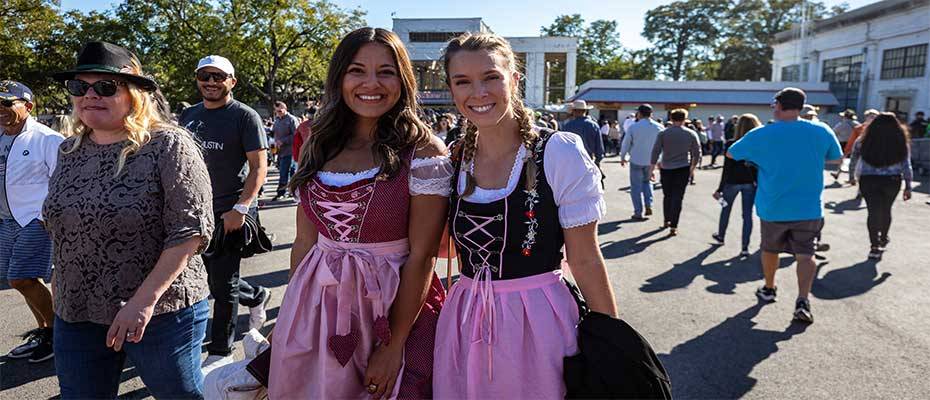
[271,101,299,201]
[179,56,271,372]
[0,82,63,363]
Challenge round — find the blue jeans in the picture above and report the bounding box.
[54,300,209,399]
[276,154,296,196]
[717,184,756,250]
[629,163,654,216]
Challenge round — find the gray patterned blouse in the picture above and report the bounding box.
[44,130,214,324]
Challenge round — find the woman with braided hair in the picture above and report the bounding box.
[433,33,618,399]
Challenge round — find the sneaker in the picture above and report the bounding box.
[711,233,725,245]
[645,207,653,216]
[793,298,814,323]
[27,339,54,363]
[815,242,831,252]
[249,287,272,331]
[739,249,751,258]
[868,248,882,260]
[202,354,236,376]
[756,286,777,302]
[7,328,47,359]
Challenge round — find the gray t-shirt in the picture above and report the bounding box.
[180,100,267,213]
[0,134,15,220]
[651,125,702,170]
[272,112,299,157]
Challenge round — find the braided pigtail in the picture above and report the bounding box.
[460,119,480,196]
[512,96,539,191]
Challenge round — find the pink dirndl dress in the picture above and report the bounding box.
[434,130,605,399]
[270,153,452,400]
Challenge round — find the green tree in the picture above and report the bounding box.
[0,0,71,112]
[641,0,728,81]
[540,14,585,38]
[714,0,850,80]
[542,14,650,89]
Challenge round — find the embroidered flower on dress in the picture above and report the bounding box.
[520,137,546,257]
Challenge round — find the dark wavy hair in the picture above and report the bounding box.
[288,27,430,193]
[860,112,910,168]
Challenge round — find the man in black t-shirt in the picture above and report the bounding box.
[179,55,271,372]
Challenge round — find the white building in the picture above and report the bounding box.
[772,0,930,123]
[392,18,578,108]
[568,80,838,123]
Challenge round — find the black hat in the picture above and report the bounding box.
[637,104,653,114]
[52,42,158,92]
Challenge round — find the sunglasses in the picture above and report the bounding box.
[196,71,230,82]
[65,79,126,97]
[0,99,23,108]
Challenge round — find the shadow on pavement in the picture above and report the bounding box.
[640,248,797,294]
[0,355,56,391]
[812,260,891,300]
[599,227,670,260]
[659,302,810,399]
[825,196,865,214]
[245,269,289,290]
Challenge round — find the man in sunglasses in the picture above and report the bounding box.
[179,56,271,372]
[0,81,64,363]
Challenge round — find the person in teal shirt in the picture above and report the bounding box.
[727,87,842,324]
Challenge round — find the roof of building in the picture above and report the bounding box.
[774,0,930,44]
[569,80,839,106]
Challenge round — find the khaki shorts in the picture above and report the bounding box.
[760,219,824,256]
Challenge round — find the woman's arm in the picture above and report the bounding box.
[107,236,202,351]
[564,222,618,317]
[366,138,450,399]
[290,205,319,279]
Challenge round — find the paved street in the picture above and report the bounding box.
[3,154,930,399]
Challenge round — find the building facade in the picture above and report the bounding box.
[772,0,930,123]
[392,18,578,108]
[569,80,838,123]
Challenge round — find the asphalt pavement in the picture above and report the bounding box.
[2,154,929,399]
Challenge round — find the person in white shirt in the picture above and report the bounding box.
[620,104,663,220]
[0,81,64,363]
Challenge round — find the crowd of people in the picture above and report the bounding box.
[0,26,924,400]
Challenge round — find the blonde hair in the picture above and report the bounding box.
[64,58,179,175]
[442,33,539,196]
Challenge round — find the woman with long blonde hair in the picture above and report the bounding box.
[45,42,214,398]
[433,33,617,399]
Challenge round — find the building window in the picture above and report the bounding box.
[781,65,801,82]
[408,32,464,42]
[412,60,446,91]
[881,44,927,80]
[822,54,864,111]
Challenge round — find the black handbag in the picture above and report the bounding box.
[563,279,673,399]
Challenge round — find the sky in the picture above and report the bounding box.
[60,0,878,50]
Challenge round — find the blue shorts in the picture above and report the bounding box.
[0,219,53,281]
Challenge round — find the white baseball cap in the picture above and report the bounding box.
[196,55,235,76]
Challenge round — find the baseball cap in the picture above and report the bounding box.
[637,104,653,114]
[196,55,235,76]
[0,81,34,103]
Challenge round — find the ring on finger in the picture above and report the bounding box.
[126,330,137,338]
[367,383,378,394]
